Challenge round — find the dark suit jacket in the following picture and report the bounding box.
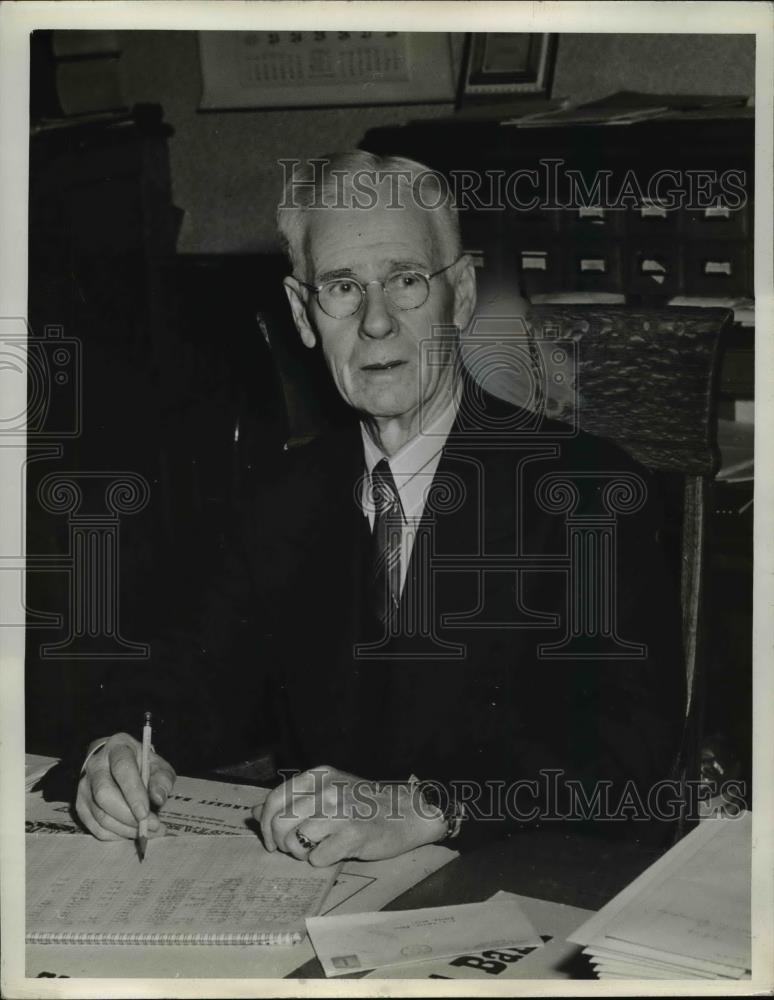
[72,381,685,845]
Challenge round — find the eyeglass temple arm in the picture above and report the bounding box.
[427,255,465,280]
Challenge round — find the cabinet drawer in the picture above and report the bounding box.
[514,242,563,296]
[564,206,622,239]
[627,201,681,236]
[565,241,623,293]
[508,206,563,241]
[681,200,750,239]
[684,241,750,296]
[629,241,683,296]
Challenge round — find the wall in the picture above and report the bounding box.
[117,31,755,254]
[117,31,457,254]
[553,33,754,105]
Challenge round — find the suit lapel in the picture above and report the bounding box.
[398,379,564,643]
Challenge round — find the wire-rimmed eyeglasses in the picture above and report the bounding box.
[296,257,462,320]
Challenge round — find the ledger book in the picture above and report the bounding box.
[27,833,338,946]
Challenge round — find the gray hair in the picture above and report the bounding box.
[276,149,462,279]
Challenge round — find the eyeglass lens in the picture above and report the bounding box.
[318,272,430,319]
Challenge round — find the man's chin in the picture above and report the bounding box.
[350,388,417,421]
[359,404,414,421]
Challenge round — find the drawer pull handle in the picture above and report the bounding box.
[641,258,667,284]
[521,252,547,271]
[703,260,732,276]
[640,202,668,218]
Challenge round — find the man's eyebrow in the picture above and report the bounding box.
[316,267,357,283]
[316,260,430,283]
[387,258,431,273]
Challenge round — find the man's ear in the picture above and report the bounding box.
[452,255,477,331]
[283,276,317,349]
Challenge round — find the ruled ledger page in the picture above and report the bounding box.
[27,833,337,943]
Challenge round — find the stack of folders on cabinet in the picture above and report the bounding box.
[568,811,752,980]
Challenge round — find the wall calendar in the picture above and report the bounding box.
[199,31,456,109]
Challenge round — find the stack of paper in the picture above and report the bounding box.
[506,91,749,128]
[25,754,58,791]
[307,897,542,977]
[568,812,752,980]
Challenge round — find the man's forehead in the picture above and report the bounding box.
[304,202,439,271]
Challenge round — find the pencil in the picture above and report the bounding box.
[137,711,152,861]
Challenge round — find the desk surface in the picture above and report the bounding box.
[290,825,667,979]
[26,762,670,981]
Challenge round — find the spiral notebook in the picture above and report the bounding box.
[27,833,338,946]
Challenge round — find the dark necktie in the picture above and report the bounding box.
[369,458,403,625]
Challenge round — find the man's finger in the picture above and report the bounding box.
[272,793,321,854]
[89,799,145,839]
[277,811,332,856]
[91,773,140,827]
[307,828,360,868]
[75,792,124,842]
[108,743,149,822]
[82,802,166,841]
[78,776,162,838]
[281,826,319,861]
[78,782,168,840]
[259,788,284,850]
[259,771,317,850]
[148,758,176,807]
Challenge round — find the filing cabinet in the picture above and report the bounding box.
[363,113,754,303]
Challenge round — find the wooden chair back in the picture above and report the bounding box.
[522,304,731,819]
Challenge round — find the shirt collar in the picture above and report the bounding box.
[360,383,460,520]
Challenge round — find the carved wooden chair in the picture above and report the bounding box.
[518,304,732,831]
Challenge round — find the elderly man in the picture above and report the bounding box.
[75,151,685,864]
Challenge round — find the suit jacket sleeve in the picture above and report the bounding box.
[61,458,295,778]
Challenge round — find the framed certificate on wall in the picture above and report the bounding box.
[458,33,558,104]
[198,31,457,109]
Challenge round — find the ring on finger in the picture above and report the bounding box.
[295,829,318,852]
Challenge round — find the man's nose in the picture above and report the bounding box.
[359,283,395,339]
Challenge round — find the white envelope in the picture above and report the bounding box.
[306,897,542,977]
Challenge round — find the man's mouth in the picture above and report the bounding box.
[361,360,405,372]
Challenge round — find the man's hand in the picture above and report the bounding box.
[75,732,176,841]
[255,765,446,866]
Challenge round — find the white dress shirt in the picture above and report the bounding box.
[360,387,460,595]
